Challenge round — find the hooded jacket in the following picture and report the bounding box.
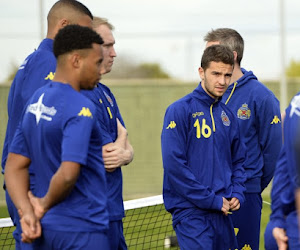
[161,83,246,225]
[221,69,282,193]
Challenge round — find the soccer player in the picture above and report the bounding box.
[264,149,289,250]
[271,92,300,249]
[204,28,282,250]
[5,24,109,249]
[1,0,93,248]
[161,45,246,250]
[81,17,134,250]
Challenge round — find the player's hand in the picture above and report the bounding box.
[273,227,288,250]
[229,197,240,211]
[103,144,127,169]
[221,197,230,215]
[28,191,46,219]
[18,208,41,243]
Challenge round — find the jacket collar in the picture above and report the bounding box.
[192,82,221,106]
[38,38,53,52]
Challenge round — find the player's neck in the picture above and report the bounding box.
[230,64,244,84]
[53,70,80,91]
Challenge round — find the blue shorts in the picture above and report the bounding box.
[108,220,127,250]
[174,211,237,250]
[264,220,278,250]
[231,193,262,250]
[33,230,109,250]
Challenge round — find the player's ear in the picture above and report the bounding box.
[233,51,238,62]
[58,18,70,29]
[198,67,204,80]
[71,53,81,69]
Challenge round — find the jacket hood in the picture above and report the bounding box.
[227,68,258,91]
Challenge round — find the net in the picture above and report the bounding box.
[0,195,178,249]
[0,218,15,250]
[123,195,178,249]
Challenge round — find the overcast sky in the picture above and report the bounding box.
[0,0,299,83]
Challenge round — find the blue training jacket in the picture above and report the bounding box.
[268,148,289,230]
[2,39,56,176]
[161,83,246,226]
[221,68,282,193]
[271,92,300,239]
[82,83,126,221]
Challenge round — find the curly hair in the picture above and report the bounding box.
[53,25,103,58]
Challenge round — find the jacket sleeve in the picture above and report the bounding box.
[230,119,247,204]
[161,104,223,211]
[269,148,288,229]
[258,94,282,192]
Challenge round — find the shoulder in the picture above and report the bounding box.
[166,93,193,114]
[57,85,97,118]
[243,78,278,103]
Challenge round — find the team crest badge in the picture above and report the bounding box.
[221,111,230,126]
[103,90,114,107]
[237,103,251,120]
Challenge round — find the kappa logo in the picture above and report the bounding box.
[237,103,251,120]
[78,107,93,118]
[290,94,300,117]
[45,72,55,80]
[241,244,252,250]
[221,111,230,126]
[166,121,176,129]
[26,93,57,124]
[270,115,281,124]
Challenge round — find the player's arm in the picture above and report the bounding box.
[161,104,224,212]
[4,153,41,242]
[103,119,134,172]
[269,148,288,227]
[29,161,80,219]
[229,119,247,209]
[259,95,282,192]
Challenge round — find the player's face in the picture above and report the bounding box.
[198,61,233,99]
[80,44,103,90]
[94,24,117,75]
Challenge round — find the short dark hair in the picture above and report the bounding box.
[48,0,93,21]
[53,25,103,58]
[204,28,244,66]
[201,45,234,71]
